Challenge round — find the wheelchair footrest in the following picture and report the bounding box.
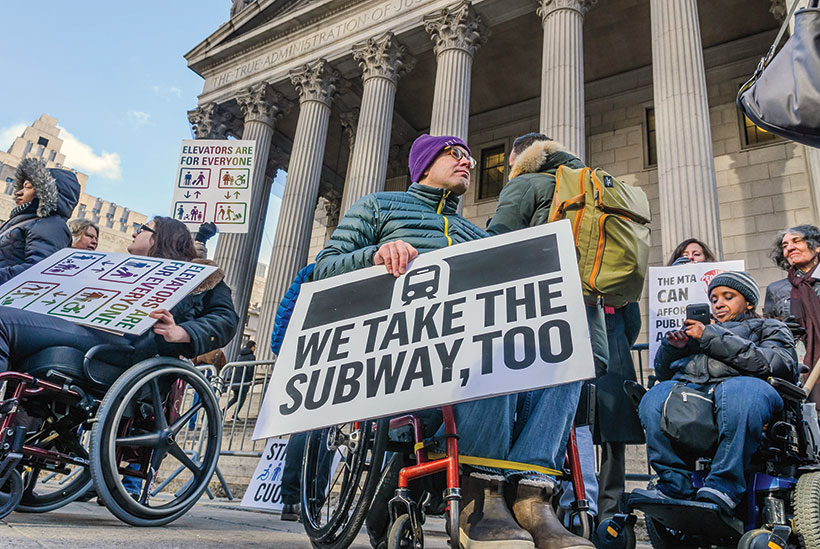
[627,491,744,538]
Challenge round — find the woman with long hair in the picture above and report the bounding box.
[0,216,238,374]
[666,238,717,266]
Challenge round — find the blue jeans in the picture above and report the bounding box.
[281,430,332,505]
[122,463,142,496]
[639,377,783,505]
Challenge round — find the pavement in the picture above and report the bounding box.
[0,497,652,548]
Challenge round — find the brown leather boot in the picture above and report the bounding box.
[511,481,594,549]
[459,473,534,548]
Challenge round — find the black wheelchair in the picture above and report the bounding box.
[598,376,820,549]
[0,343,222,526]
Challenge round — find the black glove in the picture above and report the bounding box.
[784,316,807,339]
[195,222,217,243]
[671,256,692,266]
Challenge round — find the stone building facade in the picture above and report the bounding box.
[0,115,148,253]
[186,0,815,358]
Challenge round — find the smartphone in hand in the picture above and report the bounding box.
[685,303,710,325]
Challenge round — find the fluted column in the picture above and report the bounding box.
[424,1,487,141]
[340,33,416,214]
[256,59,339,359]
[211,84,290,360]
[650,0,721,259]
[537,0,594,160]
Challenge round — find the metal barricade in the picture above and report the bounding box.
[625,342,652,482]
[218,359,277,457]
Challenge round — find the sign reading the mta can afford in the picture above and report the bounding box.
[171,139,257,234]
[648,260,745,367]
[0,249,217,335]
[253,220,595,440]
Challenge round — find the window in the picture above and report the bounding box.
[478,145,506,200]
[742,114,779,147]
[37,137,49,148]
[646,108,657,167]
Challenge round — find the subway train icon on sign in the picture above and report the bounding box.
[401,265,441,305]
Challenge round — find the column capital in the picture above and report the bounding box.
[235,83,291,126]
[339,108,360,150]
[352,32,416,84]
[423,1,489,57]
[536,0,596,21]
[289,59,340,106]
[188,102,237,139]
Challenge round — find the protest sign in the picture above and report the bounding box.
[241,437,341,512]
[253,220,595,440]
[648,260,745,366]
[0,249,217,335]
[171,139,257,234]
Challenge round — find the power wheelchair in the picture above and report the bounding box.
[0,343,222,526]
[598,375,820,549]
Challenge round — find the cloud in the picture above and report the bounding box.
[0,123,27,152]
[152,85,182,98]
[127,110,151,127]
[57,127,122,180]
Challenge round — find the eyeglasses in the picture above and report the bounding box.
[136,224,155,235]
[444,146,476,169]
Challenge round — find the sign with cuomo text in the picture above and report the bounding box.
[0,249,216,335]
[253,220,595,440]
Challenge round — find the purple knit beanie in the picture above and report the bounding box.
[408,134,471,183]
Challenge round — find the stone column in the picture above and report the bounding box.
[255,59,339,359]
[537,0,594,160]
[210,84,290,360]
[650,0,722,259]
[424,1,487,141]
[339,108,359,183]
[340,32,415,214]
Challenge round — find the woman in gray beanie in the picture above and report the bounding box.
[0,158,80,283]
[637,271,798,517]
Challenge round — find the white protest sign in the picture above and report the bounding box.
[253,220,595,440]
[241,437,343,512]
[648,260,745,366]
[0,249,217,335]
[171,139,257,234]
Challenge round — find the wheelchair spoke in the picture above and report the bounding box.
[168,442,202,476]
[150,379,168,431]
[168,402,203,435]
[116,432,162,448]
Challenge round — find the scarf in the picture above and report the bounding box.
[789,265,820,403]
[7,200,35,220]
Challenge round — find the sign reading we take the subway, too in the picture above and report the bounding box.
[171,139,257,234]
[253,220,596,440]
[0,249,216,335]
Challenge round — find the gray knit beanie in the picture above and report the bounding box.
[707,271,760,306]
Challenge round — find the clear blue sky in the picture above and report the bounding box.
[0,1,285,263]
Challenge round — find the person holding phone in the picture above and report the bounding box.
[637,271,798,515]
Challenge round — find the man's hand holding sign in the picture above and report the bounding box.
[373,240,418,277]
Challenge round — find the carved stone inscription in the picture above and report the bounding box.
[205,0,427,93]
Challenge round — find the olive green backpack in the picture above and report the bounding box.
[548,166,651,306]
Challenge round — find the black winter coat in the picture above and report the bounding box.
[654,316,798,385]
[0,165,80,284]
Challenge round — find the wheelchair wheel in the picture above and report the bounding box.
[737,528,774,549]
[90,358,221,527]
[0,468,23,519]
[793,471,820,548]
[301,418,389,548]
[388,513,422,549]
[17,427,93,513]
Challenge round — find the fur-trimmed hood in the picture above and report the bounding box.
[191,257,225,294]
[508,139,583,180]
[14,158,80,218]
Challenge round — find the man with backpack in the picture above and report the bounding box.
[314,133,592,549]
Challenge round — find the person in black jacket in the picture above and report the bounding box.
[638,271,798,515]
[0,216,238,374]
[0,158,80,284]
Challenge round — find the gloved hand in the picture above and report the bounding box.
[671,256,692,266]
[784,315,807,339]
[195,222,217,243]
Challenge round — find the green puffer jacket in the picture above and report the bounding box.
[314,183,488,280]
[487,140,584,236]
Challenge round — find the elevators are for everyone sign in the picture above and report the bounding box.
[0,249,217,335]
[171,139,257,234]
[253,220,596,439]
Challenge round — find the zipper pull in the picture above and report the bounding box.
[682,393,688,403]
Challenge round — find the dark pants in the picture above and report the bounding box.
[224,384,250,417]
[597,442,626,520]
[281,430,333,506]
[0,307,131,372]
